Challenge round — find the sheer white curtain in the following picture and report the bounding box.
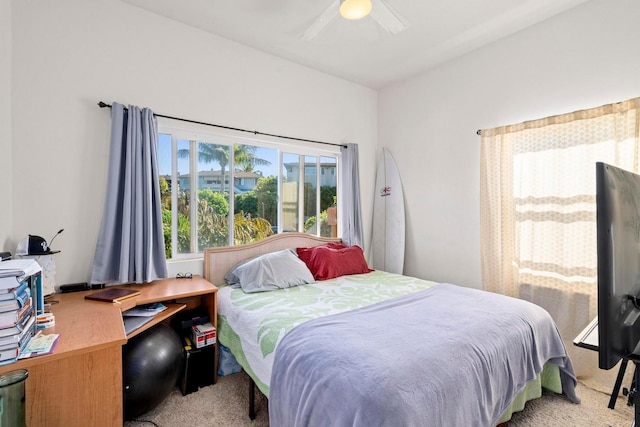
[91,103,168,285]
[480,97,640,390]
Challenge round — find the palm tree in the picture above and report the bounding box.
[177,143,229,191]
[178,143,270,192]
[235,145,271,173]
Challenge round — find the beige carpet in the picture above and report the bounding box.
[124,372,635,427]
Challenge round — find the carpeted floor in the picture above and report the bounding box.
[125,372,269,427]
[124,372,635,427]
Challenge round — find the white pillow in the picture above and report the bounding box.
[225,249,315,293]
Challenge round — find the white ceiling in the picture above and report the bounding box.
[122,0,590,89]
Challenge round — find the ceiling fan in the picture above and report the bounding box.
[301,0,408,41]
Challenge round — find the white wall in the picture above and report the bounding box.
[378,0,640,289]
[0,0,11,252]
[11,0,377,287]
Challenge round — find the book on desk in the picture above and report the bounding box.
[85,287,141,303]
[0,280,29,301]
[18,332,60,360]
[122,303,168,335]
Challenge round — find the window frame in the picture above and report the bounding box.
[158,119,341,260]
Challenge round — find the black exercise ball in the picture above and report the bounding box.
[123,323,184,420]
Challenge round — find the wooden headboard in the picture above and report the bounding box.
[203,233,341,286]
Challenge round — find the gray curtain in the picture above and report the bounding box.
[339,143,364,248]
[90,103,167,284]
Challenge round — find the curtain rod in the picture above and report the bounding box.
[97,101,347,149]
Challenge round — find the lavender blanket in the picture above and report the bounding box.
[269,283,579,427]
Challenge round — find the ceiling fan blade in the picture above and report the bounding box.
[369,0,407,35]
[301,0,340,41]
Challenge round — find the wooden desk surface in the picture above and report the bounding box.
[0,275,217,373]
[109,275,218,308]
[0,290,126,373]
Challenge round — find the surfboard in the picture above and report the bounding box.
[371,148,405,274]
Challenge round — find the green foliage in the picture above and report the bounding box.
[196,201,274,250]
[159,176,171,210]
[320,186,337,210]
[198,189,229,216]
[233,212,273,245]
[197,199,230,250]
[304,210,331,236]
[178,190,190,217]
[255,177,278,224]
[162,210,172,259]
[303,184,336,215]
[162,196,275,258]
[235,192,258,216]
[177,212,191,254]
[160,190,194,256]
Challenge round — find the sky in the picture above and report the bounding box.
[158,134,279,177]
[158,134,336,179]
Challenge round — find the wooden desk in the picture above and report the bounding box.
[0,275,217,426]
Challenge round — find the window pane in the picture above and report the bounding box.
[176,139,192,255]
[320,156,337,237]
[158,134,173,258]
[233,144,277,242]
[195,142,231,251]
[304,155,317,235]
[282,153,300,232]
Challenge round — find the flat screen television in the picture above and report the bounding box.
[597,162,640,370]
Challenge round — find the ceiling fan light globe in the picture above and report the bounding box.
[340,0,372,20]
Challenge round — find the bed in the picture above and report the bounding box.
[203,233,579,426]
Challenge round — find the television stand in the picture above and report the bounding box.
[610,358,635,409]
[622,362,638,408]
[573,318,640,420]
[628,359,640,427]
[606,357,640,427]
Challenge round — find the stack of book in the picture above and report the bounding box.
[0,261,39,365]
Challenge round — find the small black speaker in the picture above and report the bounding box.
[59,283,89,293]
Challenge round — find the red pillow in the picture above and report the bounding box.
[297,244,373,281]
[296,242,346,269]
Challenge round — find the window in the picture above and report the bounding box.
[481,99,640,300]
[480,97,640,381]
[158,121,340,259]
